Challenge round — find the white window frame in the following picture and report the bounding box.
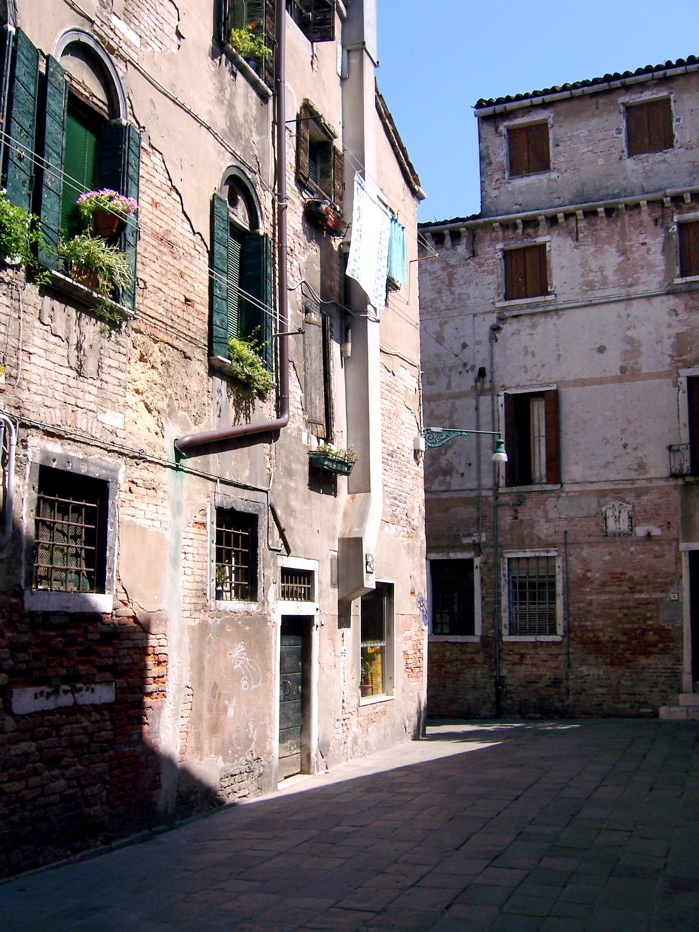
[209,497,265,610]
[359,580,395,705]
[620,92,675,160]
[496,236,555,307]
[504,115,553,180]
[673,212,699,284]
[502,549,563,642]
[427,552,482,642]
[23,447,120,614]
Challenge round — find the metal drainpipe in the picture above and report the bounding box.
[489,323,502,718]
[0,412,16,549]
[174,0,289,456]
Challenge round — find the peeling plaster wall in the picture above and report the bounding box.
[479,71,699,218]
[0,0,426,875]
[420,68,699,720]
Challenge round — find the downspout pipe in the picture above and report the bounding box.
[174,0,289,457]
[0,412,16,549]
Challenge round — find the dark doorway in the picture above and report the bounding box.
[689,551,699,688]
[279,617,307,780]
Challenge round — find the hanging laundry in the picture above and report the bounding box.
[347,173,392,308]
[387,217,406,286]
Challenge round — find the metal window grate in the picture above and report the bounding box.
[215,510,256,601]
[33,474,101,593]
[280,568,314,601]
[508,555,557,636]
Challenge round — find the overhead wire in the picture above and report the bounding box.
[0,130,280,332]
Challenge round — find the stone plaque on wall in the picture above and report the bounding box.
[602,501,633,537]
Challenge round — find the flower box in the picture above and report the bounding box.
[309,452,355,476]
[303,198,347,236]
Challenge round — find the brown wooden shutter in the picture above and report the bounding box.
[626,103,647,157]
[296,105,311,188]
[528,122,550,173]
[504,393,516,487]
[647,98,673,152]
[508,125,527,177]
[526,243,548,297]
[680,222,699,278]
[332,146,344,210]
[303,303,327,437]
[504,249,522,300]
[543,389,560,485]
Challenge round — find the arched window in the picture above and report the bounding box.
[0,28,140,309]
[210,171,273,366]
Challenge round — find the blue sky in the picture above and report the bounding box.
[375,0,699,223]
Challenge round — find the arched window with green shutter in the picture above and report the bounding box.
[210,178,273,370]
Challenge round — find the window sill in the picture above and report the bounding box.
[503,483,561,493]
[674,274,699,285]
[48,271,133,322]
[223,43,272,100]
[496,293,556,309]
[503,635,563,642]
[24,589,114,614]
[429,635,481,643]
[507,169,554,180]
[213,598,260,612]
[359,693,394,706]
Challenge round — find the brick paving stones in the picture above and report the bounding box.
[0,719,698,930]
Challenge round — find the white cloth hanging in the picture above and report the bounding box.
[346,173,392,309]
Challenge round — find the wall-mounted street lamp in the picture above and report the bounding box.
[423,428,508,462]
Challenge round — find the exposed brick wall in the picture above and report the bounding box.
[0,600,163,875]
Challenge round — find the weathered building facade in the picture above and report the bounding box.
[420,57,699,721]
[0,0,426,875]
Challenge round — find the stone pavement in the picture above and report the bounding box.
[1,719,698,931]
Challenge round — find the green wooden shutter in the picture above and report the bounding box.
[241,231,273,367]
[37,56,67,269]
[227,225,243,338]
[210,194,230,358]
[303,303,326,437]
[61,99,101,236]
[5,29,39,211]
[100,122,141,310]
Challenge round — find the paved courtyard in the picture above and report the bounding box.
[1,719,698,931]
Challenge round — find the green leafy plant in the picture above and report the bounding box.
[58,233,133,298]
[228,24,272,60]
[228,335,273,397]
[0,190,43,270]
[313,443,357,464]
[77,189,138,223]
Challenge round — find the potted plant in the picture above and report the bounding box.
[304,198,347,236]
[228,335,272,397]
[309,443,357,476]
[228,23,272,68]
[77,189,138,237]
[0,190,42,269]
[59,233,133,298]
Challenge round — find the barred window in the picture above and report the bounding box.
[506,554,558,637]
[33,467,108,593]
[215,509,258,601]
[280,568,314,601]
